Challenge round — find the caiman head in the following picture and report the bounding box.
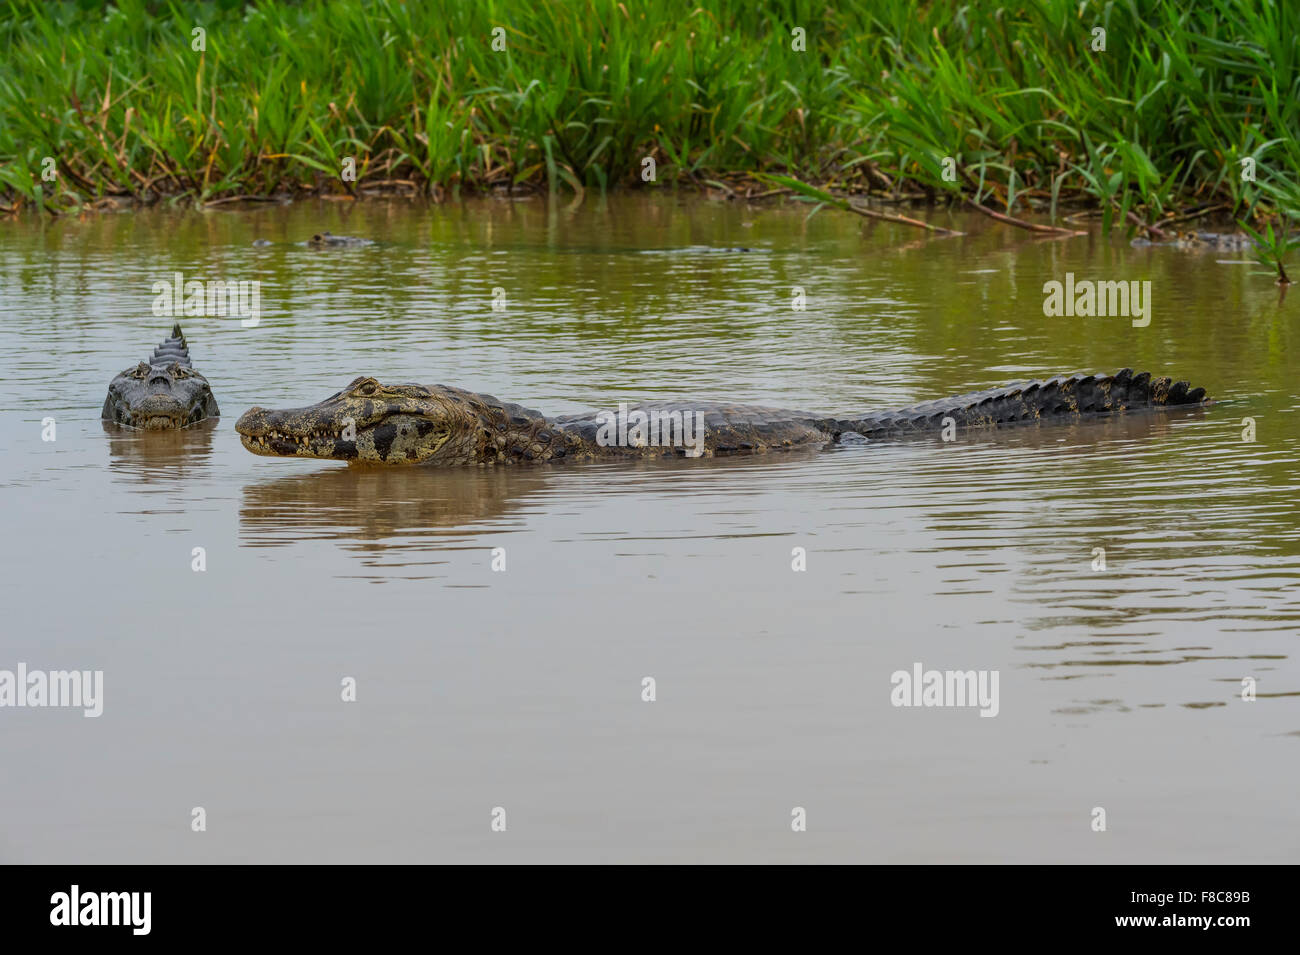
[236,377,558,466]
[102,324,220,430]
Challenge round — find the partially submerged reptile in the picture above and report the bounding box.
[103,324,220,430]
[252,231,374,248]
[1131,231,1261,250]
[235,369,1209,466]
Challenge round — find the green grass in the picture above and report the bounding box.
[0,0,1296,234]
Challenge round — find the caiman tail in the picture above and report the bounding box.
[832,369,1208,438]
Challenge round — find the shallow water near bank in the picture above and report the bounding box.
[0,196,1297,863]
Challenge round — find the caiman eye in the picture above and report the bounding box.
[355,380,379,396]
[172,364,190,379]
[130,363,149,379]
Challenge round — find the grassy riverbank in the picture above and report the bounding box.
[1,0,1296,230]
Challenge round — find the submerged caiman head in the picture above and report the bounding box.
[102,324,220,430]
[236,377,554,465]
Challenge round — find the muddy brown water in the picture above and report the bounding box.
[0,196,1296,862]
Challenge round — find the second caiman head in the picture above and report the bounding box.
[102,324,220,430]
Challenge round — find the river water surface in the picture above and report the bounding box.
[1,197,1296,862]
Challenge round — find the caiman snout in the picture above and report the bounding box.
[235,406,276,447]
[132,394,190,430]
[236,405,357,458]
[235,406,268,432]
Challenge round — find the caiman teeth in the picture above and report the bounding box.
[253,427,345,448]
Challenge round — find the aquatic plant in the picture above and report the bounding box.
[1238,218,1296,285]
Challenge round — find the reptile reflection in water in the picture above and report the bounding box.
[103,417,218,483]
[238,463,556,556]
[236,450,833,565]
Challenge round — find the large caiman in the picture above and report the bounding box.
[235,369,1209,466]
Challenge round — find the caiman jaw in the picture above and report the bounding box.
[236,407,359,460]
[105,391,208,430]
[234,377,472,464]
[132,395,195,430]
[141,412,186,431]
[236,410,358,459]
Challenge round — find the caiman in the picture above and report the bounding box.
[1130,231,1263,250]
[235,369,1209,466]
[102,324,220,430]
[252,232,374,248]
